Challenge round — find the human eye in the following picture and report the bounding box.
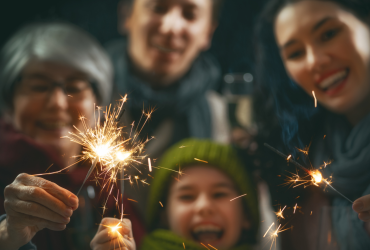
[287,50,304,60]
[213,190,230,199]
[65,79,90,94]
[178,193,195,201]
[149,2,168,14]
[183,8,196,20]
[27,79,50,93]
[321,27,341,42]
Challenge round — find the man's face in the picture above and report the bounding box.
[124,0,215,85]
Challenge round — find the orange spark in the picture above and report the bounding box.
[208,244,218,250]
[294,203,298,214]
[183,242,186,249]
[230,194,247,201]
[201,243,210,250]
[159,201,163,207]
[275,205,287,219]
[287,155,292,160]
[194,158,208,163]
[127,198,138,203]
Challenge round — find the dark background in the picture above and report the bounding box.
[1,0,267,76]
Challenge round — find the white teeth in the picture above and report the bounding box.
[192,225,222,234]
[318,70,348,89]
[155,44,177,53]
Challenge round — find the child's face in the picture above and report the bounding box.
[167,166,250,249]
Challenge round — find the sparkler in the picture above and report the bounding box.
[264,143,353,203]
[62,95,154,214]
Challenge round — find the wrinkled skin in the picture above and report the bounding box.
[0,174,78,250]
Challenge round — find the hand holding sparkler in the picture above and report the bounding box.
[264,143,354,203]
[353,194,370,222]
[0,174,78,250]
[91,217,136,250]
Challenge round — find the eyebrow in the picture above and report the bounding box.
[311,17,334,33]
[280,17,334,50]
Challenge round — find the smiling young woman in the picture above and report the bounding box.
[255,0,370,249]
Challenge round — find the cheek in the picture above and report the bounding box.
[168,200,192,236]
[12,96,43,133]
[69,97,96,128]
[285,62,312,91]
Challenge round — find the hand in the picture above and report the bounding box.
[353,194,370,222]
[0,173,78,250]
[91,218,136,250]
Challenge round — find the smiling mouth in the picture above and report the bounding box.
[191,225,223,243]
[317,69,349,91]
[153,43,180,53]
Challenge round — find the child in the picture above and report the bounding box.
[91,138,259,250]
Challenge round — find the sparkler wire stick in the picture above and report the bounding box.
[116,108,126,198]
[76,157,98,196]
[264,143,353,203]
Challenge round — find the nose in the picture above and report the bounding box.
[306,46,331,72]
[194,193,214,216]
[45,87,68,110]
[159,7,186,35]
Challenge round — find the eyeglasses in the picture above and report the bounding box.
[17,74,94,102]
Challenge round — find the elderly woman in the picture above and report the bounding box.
[0,23,144,250]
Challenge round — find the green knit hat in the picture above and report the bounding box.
[146,138,259,243]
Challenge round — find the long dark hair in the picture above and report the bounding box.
[254,0,370,154]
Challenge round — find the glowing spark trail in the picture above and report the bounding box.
[201,243,210,250]
[148,158,152,172]
[230,194,247,201]
[208,244,218,250]
[264,143,353,203]
[294,203,298,214]
[264,222,275,237]
[312,90,317,107]
[194,158,208,163]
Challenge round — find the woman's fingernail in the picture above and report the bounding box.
[69,196,78,206]
[353,201,364,211]
[64,208,73,217]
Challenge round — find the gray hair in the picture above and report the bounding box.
[0,22,113,112]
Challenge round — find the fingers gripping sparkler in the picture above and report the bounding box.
[264,143,353,203]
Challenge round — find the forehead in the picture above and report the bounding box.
[171,165,234,191]
[275,1,344,44]
[22,60,83,77]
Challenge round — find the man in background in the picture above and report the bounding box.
[106,0,229,160]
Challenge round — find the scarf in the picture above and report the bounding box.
[140,229,252,250]
[106,39,220,143]
[313,112,370,249]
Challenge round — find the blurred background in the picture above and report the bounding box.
[1,0,267,132]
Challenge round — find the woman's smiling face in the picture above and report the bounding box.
[275,1,370,124]
[166,166,250,249]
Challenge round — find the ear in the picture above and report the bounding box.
[201,22,218,51]
[118,1,133,35]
